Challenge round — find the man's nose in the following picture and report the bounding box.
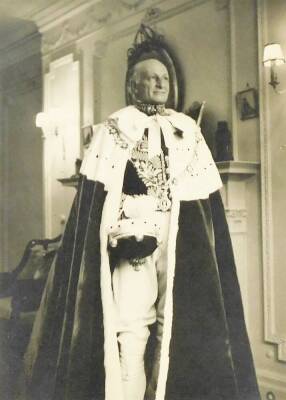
[155,78,163,88]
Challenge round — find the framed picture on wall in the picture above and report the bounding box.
[82,125,93,149]
[236,87,259,120]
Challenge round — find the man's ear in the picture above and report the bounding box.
[130,79,138,95]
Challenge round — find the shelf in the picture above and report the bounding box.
[57,176,79,188]
[216,161,260,176]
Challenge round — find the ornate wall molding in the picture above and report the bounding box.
[39,0,210,55]
[42,23,77,54]
[257,368,286,398]
[225,209,247,237]
[258,0,286,363]
[36,0,148,34]
[225,209,247,219]
[33,0,100,33]
[142,7,162,23]
[77,5,111,38]
[119,0,146,10]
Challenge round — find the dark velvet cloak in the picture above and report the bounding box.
[24,175,260,400]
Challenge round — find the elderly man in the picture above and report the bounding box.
[24,48,260,400]
[111,58,176,400]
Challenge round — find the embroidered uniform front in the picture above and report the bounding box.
[112,128,173,400]
[123,129,171,212]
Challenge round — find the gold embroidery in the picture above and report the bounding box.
[130,135,171,212]
[105,119,129,150]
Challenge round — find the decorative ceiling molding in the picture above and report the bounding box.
[142,7,162,23]
[41,0,153,54]
[119,0,146,10]
[34,0,145,33]
[41,0,210,55]
[33,0,103,33]
[42,23,76,54]
[1,0,211,57]
[77,2,112,37]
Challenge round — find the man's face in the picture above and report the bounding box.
[133,59,170,105]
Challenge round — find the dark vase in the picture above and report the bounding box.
[215,121,233,162]
[74,158,82,177]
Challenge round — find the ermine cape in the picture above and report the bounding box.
[24,106,260,400]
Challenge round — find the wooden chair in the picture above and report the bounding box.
[0,235,61,400]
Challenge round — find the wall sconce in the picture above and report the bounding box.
[263,43,286,94]
[35,112,49,137]
[35,108,61,137]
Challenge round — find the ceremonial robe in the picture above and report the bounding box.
[24,106,260,400]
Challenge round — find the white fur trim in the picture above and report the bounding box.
[100,191,125,400]
[168,126,222,200]
[79,105,222,399]
[80,107,222,202]
[155,198,180,400]
[98,157,128,400]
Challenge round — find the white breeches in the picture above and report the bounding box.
[112,212,170,400]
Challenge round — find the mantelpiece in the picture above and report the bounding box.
[216,160,260,176]
[57,176,79,188]
[217,160,260,217]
